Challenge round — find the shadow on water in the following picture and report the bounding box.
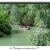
[0,34,11,38]
[0,29,22,39]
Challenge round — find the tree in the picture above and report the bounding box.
[0,4,12,36]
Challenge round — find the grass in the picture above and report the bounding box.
[0,25,50,46]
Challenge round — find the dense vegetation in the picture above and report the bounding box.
[0,4,49,28]
[0,4,50,46]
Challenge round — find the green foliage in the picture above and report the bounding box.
[47,16,50,28]
[30,28,48,46]
[0,4,50,44]
[10,4,19,25]
[2,4,49,28]
[0,4,11,36]
[0,23,11,35]
[0,4,50,28]
[37,33,47,46]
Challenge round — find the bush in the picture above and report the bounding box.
[22,16,34,26]
[0,23,11,35]
[47,16,50,28]
[30,28,48,46]
[37,33,47,46]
